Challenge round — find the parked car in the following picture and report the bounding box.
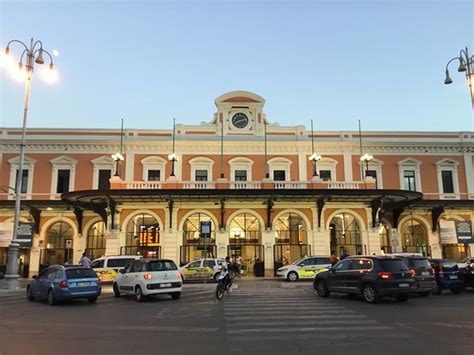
[429,259,465,295]
[388,254,436,296]
[458,257,474,288]
[90,255,142,282]
[276,256,331,281]
[179,258,224,282]
[27,265,102,305]
[113,259,182,302]
[313,256,416,303]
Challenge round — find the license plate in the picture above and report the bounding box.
[399,283,410,288]
[449,275,458,280]
[160,283,172,288]
[77,282,91,287]
[421,271,429,276]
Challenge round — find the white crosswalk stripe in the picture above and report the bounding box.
[222,284,413,343]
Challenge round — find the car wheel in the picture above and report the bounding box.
[450,288,462,295]
[171,292,181,300]
[26,286,34,301]
[362,284,379,304]
[47,289,56,306]
[431,285,442,295]
[419,291,430,297]
[287,271,298,282]
[396,295,409,302]
[88,297,98,303]
[113,283,121,298]
[315,280,330,298]
[135,286,144,302]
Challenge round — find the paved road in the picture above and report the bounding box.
[0,281,473,355]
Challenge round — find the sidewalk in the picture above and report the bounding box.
[0,278,31,293]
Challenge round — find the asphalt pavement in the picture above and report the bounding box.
[0,280,473,355]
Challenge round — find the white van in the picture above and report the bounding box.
[90,255,142,282]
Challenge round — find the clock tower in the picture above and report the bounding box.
[213,91,267,136]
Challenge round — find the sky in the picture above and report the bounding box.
[0,0,473,132]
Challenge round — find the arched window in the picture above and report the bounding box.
[229,213,261,244]
[86,221,106,260]
[400,218,430,256]
[329,213,363,256]
[181,212,216,265]
[41,221,74,266]
[274,213,307,244]
[124,213,160,257]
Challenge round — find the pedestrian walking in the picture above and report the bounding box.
[79,252,92,267]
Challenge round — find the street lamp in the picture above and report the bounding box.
[309,153,322,177]
[1,38,55,287]
[168,153,179,177]
[111,152,124,177]
[360,153,373,177]
[444,46,474,109]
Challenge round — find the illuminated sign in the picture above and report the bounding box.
[139,225,160,246]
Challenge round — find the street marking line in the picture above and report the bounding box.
[226,325,394,334]
[224,314,368,321]
[224,309,356,316]
[227,319,378,327]
[227,332,414,342]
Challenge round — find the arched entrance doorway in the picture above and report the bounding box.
[40,221,74,269]
[228,212,263,276]
[86,221,106,260]
[123,213,161,258]
[400,217,430,256]
[180,212,216,266]
[274,212,311,269]
[329,212,364,256]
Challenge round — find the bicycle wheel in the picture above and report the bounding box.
[216,280,225,300]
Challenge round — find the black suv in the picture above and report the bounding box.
[390,254,436,296]
[313,256,416,303]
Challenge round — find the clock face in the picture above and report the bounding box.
[231,113,249,129]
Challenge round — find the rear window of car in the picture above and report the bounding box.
[66,268,97,279]
[147,261,177,271]
[408,259,431,269]
[107,258,135,268]
[380,259,410,272]
[314,258,331,265]
[441,261,458,271]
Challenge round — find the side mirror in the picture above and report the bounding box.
[32,275,37,279]
[119,269,126,274]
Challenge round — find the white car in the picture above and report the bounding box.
[276,256,331,281]
[113,259,182,302]
[179,258,224,282]
[91,255,142,282]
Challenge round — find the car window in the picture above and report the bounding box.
[380,259,410,272]
[333,260,350,271]
[122,262,133,274]
[54,269,65,279]
[147,260,178,271]
[46,268,58,279]
[66,268,97,279]
[297,258,313,267]
[108,258,136,268]
[204,260,216,268]
[130,261,143,273]
[90,259,104,268]
[314,257,330,265]
[37,269,49,279]
[187,261,202,268]
[408,259,431,269]
[441,261,458,271]
[350,259,372,271]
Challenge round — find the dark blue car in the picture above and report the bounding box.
[429,259,464,295]
[27,265,102,305]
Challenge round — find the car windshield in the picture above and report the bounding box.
[66,268,97,279]
[292,258,305,265]
[108,258,136,268]
[460,257,471,263]
[408,259,431,269]
[441,261,458,271]
[380,259,410,272]
[147,260,177,271]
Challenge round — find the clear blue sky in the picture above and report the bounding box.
[1,0,473,131]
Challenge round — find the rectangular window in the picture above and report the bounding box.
[366,169,378,188]
[56,169,70,193]
[147,169,161,181]
[403,170,416,191]
[273,170,286,181]
[441,170,454,193]
[98,169,111,190]
[195,170,208,181]
[234,170,247,181]
[15,169,28,194]
[319,170,331,181]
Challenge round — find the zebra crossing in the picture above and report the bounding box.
[222,283,414,347]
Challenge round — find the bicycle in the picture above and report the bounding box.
[215,270,235,300]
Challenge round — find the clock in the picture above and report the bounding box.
[231,113,249,129]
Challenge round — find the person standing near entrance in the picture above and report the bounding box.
[79,253,92,267]
[330,251,339,266]
[235,254,242,276]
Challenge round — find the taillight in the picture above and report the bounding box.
[144,272,153,281]
[378,272,392,279]
[178,271,182,280]
[59,280,68,288]
[410,269,416,277]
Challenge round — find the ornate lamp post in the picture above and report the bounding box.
[111,152,124,177]
[444,47,474,109]
[2,38,55,287]
[309,119,321,177]
[360,153,373,177]
[168,118,179,177]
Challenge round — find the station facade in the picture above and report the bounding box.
[1,91,473,278]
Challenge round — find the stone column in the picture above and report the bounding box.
[73,233,86,264]
[312,229,330,256]
[28,234,41,278]
[366,229,381,255]
[429,230,442,258]
[215,230,228,259]
[261,229,275,276]
[162,230,180,263]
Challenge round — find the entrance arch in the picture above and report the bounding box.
[328,212,363,256]
[40,220,75,268]
[85,219,106,260]
[399,216,430,256]
[180,212,217,265]
[123,212,161,258]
